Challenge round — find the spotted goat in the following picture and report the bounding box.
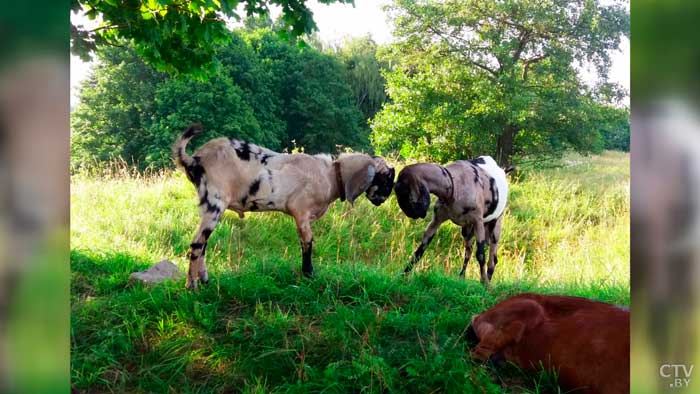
[394,157,514,285]
[172,124,395,289]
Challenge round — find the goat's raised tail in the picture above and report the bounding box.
[173,123,205,185]
[172,123,204,170]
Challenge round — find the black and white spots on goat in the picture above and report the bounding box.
[248,177,261,196]
[473,156,508,222]
[230,139,279,165]
[184,156,205,186]
[197,178,224,216]
[469,163,482,186]
[484,177,499,219]
[239,170,282,212]
[232,140,252,161]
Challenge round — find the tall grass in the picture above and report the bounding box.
[71,151,629,393]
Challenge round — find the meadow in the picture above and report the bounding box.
[70,151,630,393]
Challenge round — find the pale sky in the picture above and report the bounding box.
[70,0,629,106]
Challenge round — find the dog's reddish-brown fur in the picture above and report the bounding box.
[469,293,629,394]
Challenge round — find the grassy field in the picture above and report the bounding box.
[70,151,630,393]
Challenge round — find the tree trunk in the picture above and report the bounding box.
[496,124,517,166]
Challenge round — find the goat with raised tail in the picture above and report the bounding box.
[173,123,395,289]
[394,156,513,286]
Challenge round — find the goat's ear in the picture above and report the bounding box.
[345,163,376,205]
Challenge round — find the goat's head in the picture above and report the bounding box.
[394,167,431,219]
[365,156,395,206]
[336,154,395,206]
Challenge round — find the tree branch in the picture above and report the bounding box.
[424,24,499,77]
[522,54,548,80]
[89,24,120,33]
[511,29,531,64]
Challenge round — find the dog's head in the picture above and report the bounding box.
[466,316,507,366]
[394,167,431,218]
[467,298,545,363]
[365,156,395,206]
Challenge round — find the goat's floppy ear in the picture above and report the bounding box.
[345,163,376,205]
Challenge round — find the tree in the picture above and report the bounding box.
[71,40,269,170]
[246,29,368,153]
[70,0,354,77]
[371,0,629,165]
[71,27,368,171]
[598,105,630,151]
[333,36,388,122]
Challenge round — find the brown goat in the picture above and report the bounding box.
[173,124,395,289]
[394,156,512,285]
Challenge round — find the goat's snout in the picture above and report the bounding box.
[366,167,395,206]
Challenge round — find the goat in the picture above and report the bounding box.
[394,156,512,285]
[172,124,395,289]
[467,293,630,394]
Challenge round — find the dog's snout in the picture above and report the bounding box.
[466,323,479,347]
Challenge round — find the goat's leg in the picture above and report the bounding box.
[486,218,503,281]
[294,214,314,277]
[186,209,221,290]
[404,208,448,274]
[459,225,474,278]
[474,219,488,286]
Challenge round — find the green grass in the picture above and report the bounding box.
[71,151,630,393]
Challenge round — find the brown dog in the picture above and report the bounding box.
[467,293,629,394]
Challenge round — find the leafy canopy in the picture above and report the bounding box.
[70,0,354,77]
[371,0,630,165]
[331,36,388,122]
[71,27,370,171]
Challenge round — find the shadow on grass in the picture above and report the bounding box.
[71,250,626,393]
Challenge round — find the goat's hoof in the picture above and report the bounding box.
[185,276,200,290]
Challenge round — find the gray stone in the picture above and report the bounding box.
[129,260,183,285]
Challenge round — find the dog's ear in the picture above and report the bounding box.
[470,321,525,362]
[344,163,376,205]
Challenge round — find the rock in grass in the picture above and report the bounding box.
[129,260,183,285]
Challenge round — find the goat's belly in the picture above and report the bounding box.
[228,196,284,214]
[436,203,472,227]
[448,214,476,228]
[242,199,281,212]
[448,215,472,227]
